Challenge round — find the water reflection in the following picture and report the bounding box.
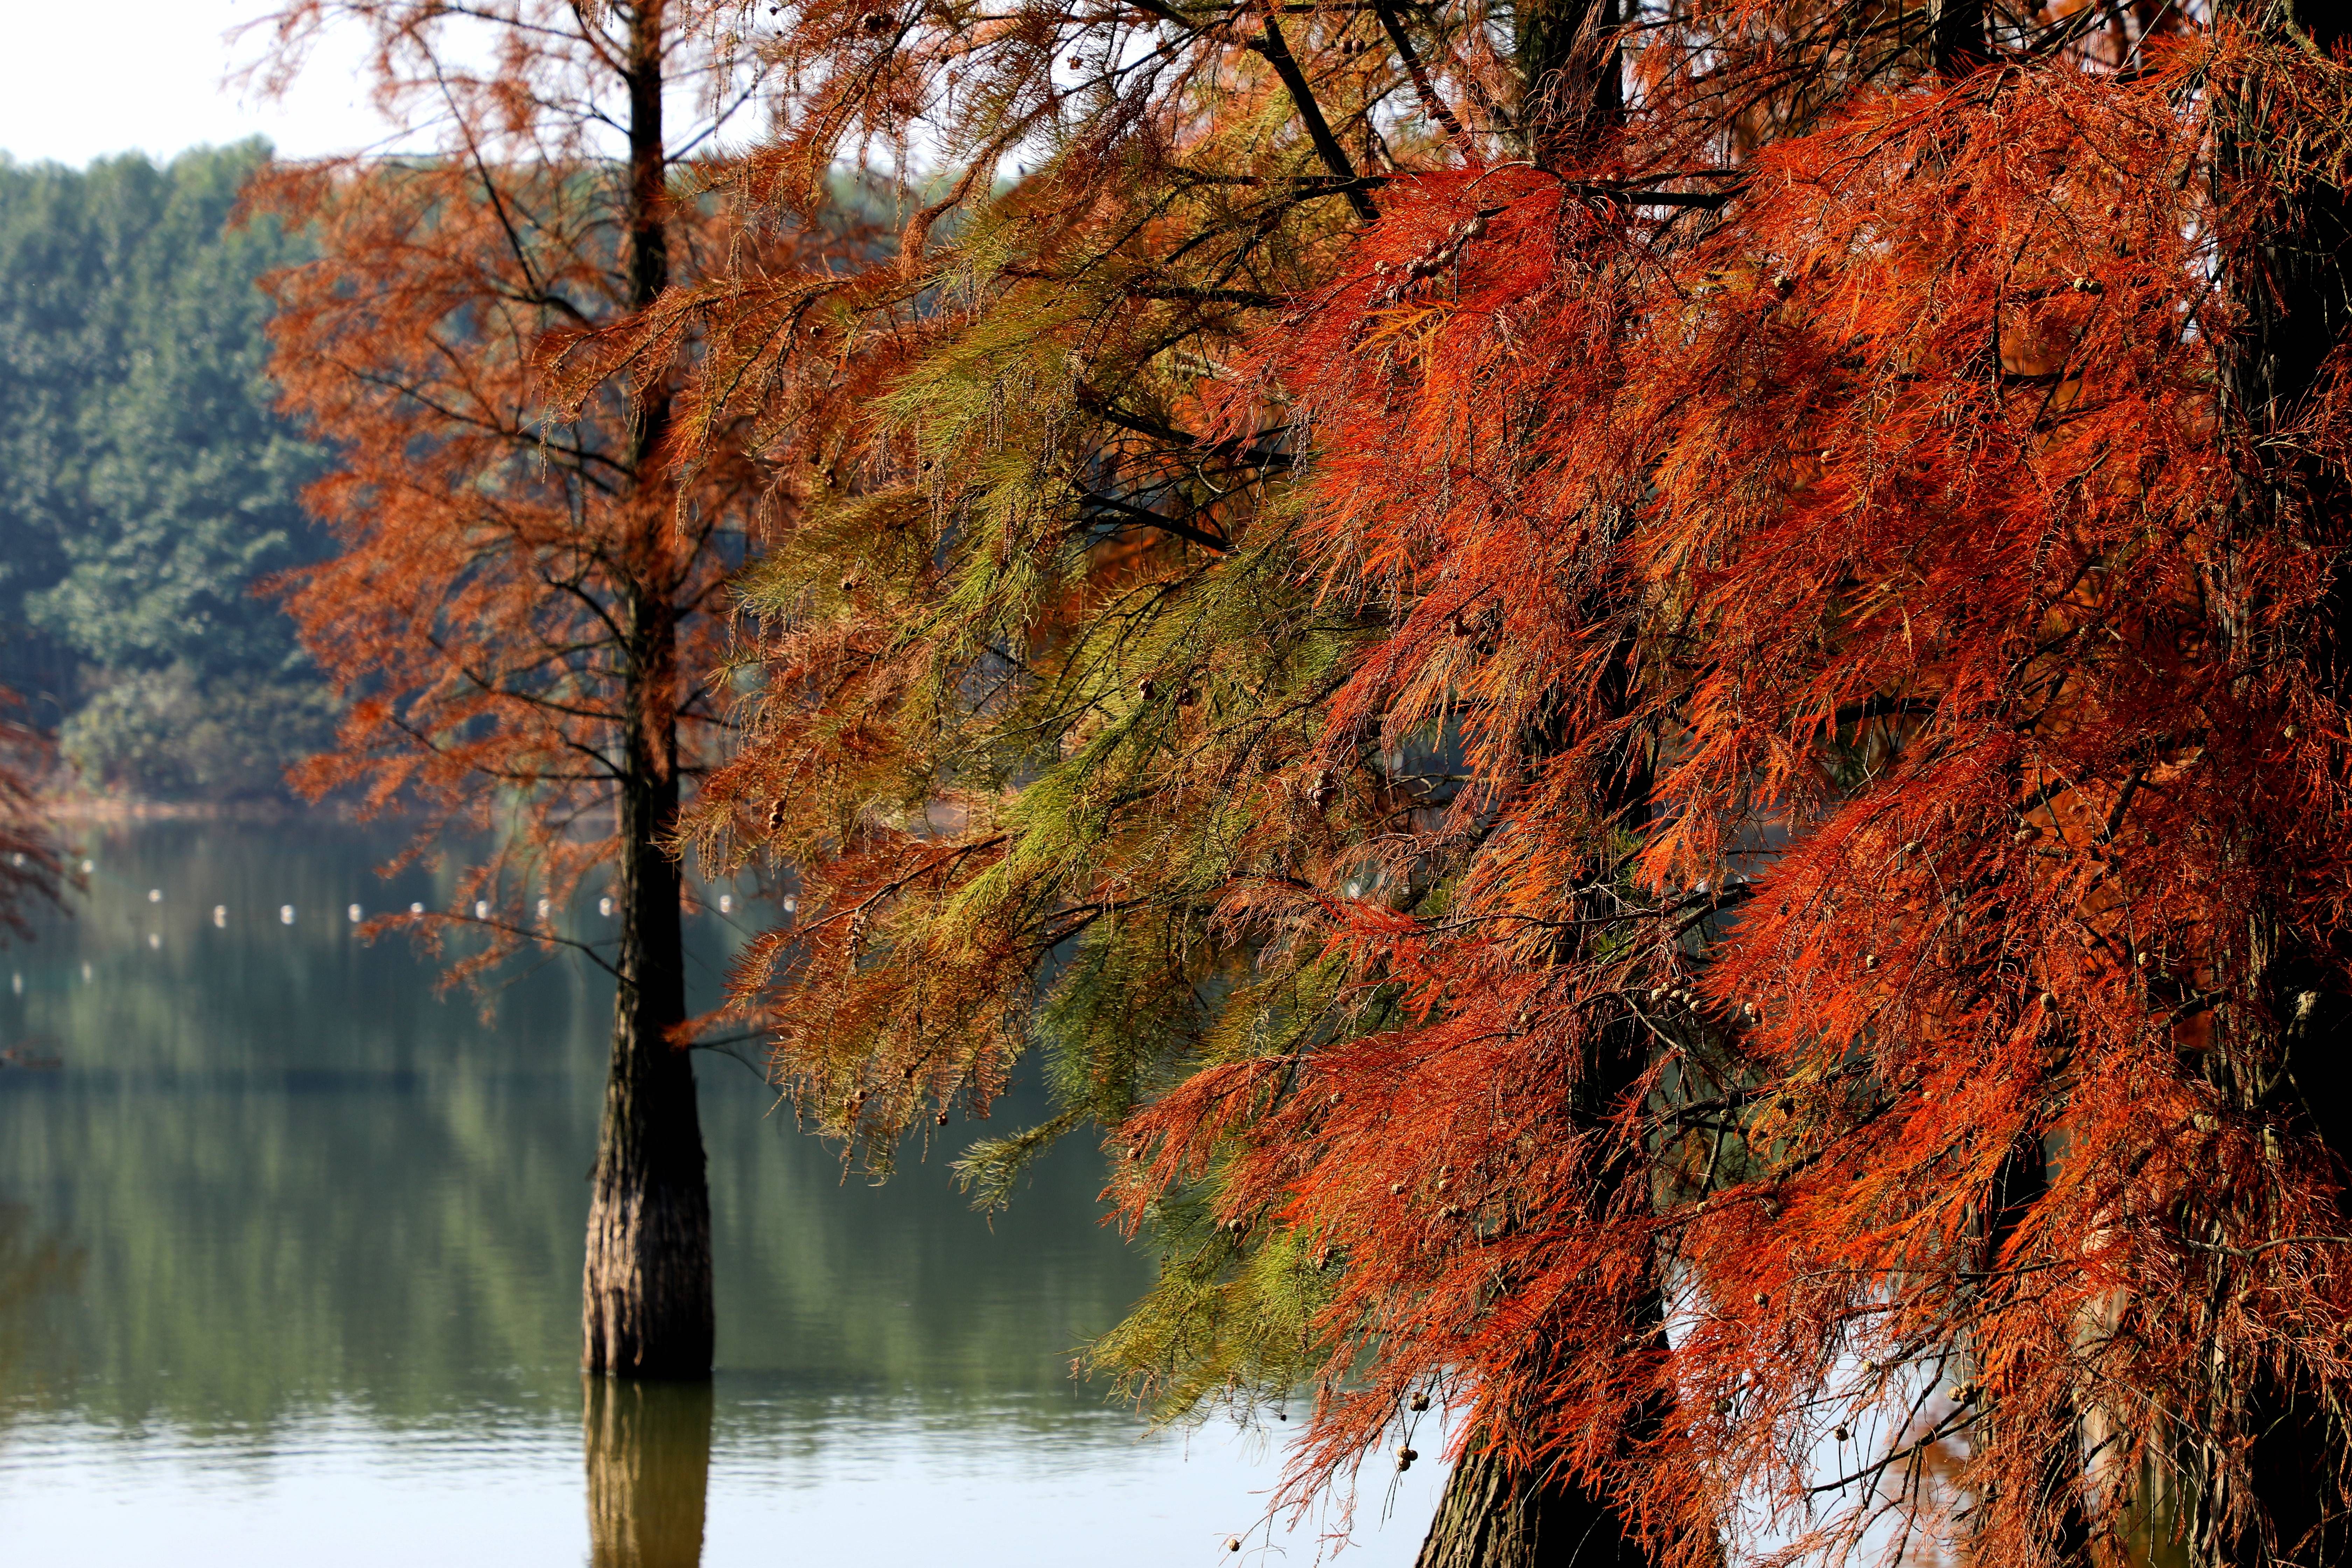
[586,1379,712,1568]
[0,821,1445,1564]
[0,1202,82,1388]
[0,819,1146,1434]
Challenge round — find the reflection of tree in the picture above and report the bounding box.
[0,1200,85,1383]
[0,824,1149,1434]
[584,1377,710,1568]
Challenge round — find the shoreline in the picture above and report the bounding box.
[44,797,318,824]
[40,794,384,826]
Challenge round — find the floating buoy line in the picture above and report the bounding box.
[0,868,765,999]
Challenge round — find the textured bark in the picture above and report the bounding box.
[1978,1138,2095,1564]
[1417,10,1658,1545]
[2191,6,2352,1564]
[581,0,715,1381]
[1514,0,1623,167]
[584,1375,713,1568]
[1418,625,1678,1566]
[1928,0,1987,78]
[1417,1441,1651,1568]
[2186,973,2352,1568]
[582,727,713,1377]
[2217,0,2352,486]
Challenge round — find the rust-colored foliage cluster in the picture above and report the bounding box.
[1132,39,2352,1566]
[549,0,2352,1564]
[246,0,860,988]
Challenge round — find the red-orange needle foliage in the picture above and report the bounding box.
[592,0,2352,1562]
[1119,22,2352,1568]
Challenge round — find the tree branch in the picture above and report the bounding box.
[1247,16,1380,224]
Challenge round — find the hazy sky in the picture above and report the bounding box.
[1,2,392,167]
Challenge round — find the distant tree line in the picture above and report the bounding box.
[0,140,331,800]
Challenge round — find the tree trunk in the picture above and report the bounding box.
[582,721,713,1376]
[581,0,714,1381]
[2193,5,2352,1564]
[1514,0,1623,168]
[1417,1440,1651,1568]
[584,1374,713,1568]
[1416,24,1676,1560]
[1928,0,1987,79]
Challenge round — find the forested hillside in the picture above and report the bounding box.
[0,141,329,800]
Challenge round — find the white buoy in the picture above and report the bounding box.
[348,904,363,923]
[537,898,551,919]
[473,900,489,920]
[280,905,296,925]
[410,902,424,915]
[9,974,18,995]
[718,894,733,914]
[80,962,91,983]
[782,896,797,914]
[598,897,612,916]
[80,859,92,875]
[147,933,161,951]
[147,889,162,903]
[212,905,226,927]
[9,854,21,867]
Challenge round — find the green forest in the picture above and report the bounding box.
[0,141,330,800]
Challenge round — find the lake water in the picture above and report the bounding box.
[0,820,1445,1564]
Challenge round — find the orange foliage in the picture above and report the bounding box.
[585,0,2352,1561]
[247,1,854,979]
[1112,26,2352,1568]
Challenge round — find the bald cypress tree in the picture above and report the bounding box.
[590,1,2352,1562]
[252,0,854,1377]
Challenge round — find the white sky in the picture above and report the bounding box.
[0,2,394,167]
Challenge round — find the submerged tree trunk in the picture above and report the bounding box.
[581,0,714,1381]
[585,1374,714,1568]
[582,720,713,1376]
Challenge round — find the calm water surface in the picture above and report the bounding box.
[0,820,1443,1564]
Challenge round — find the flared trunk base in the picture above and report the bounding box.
[582,1155,713,1378]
